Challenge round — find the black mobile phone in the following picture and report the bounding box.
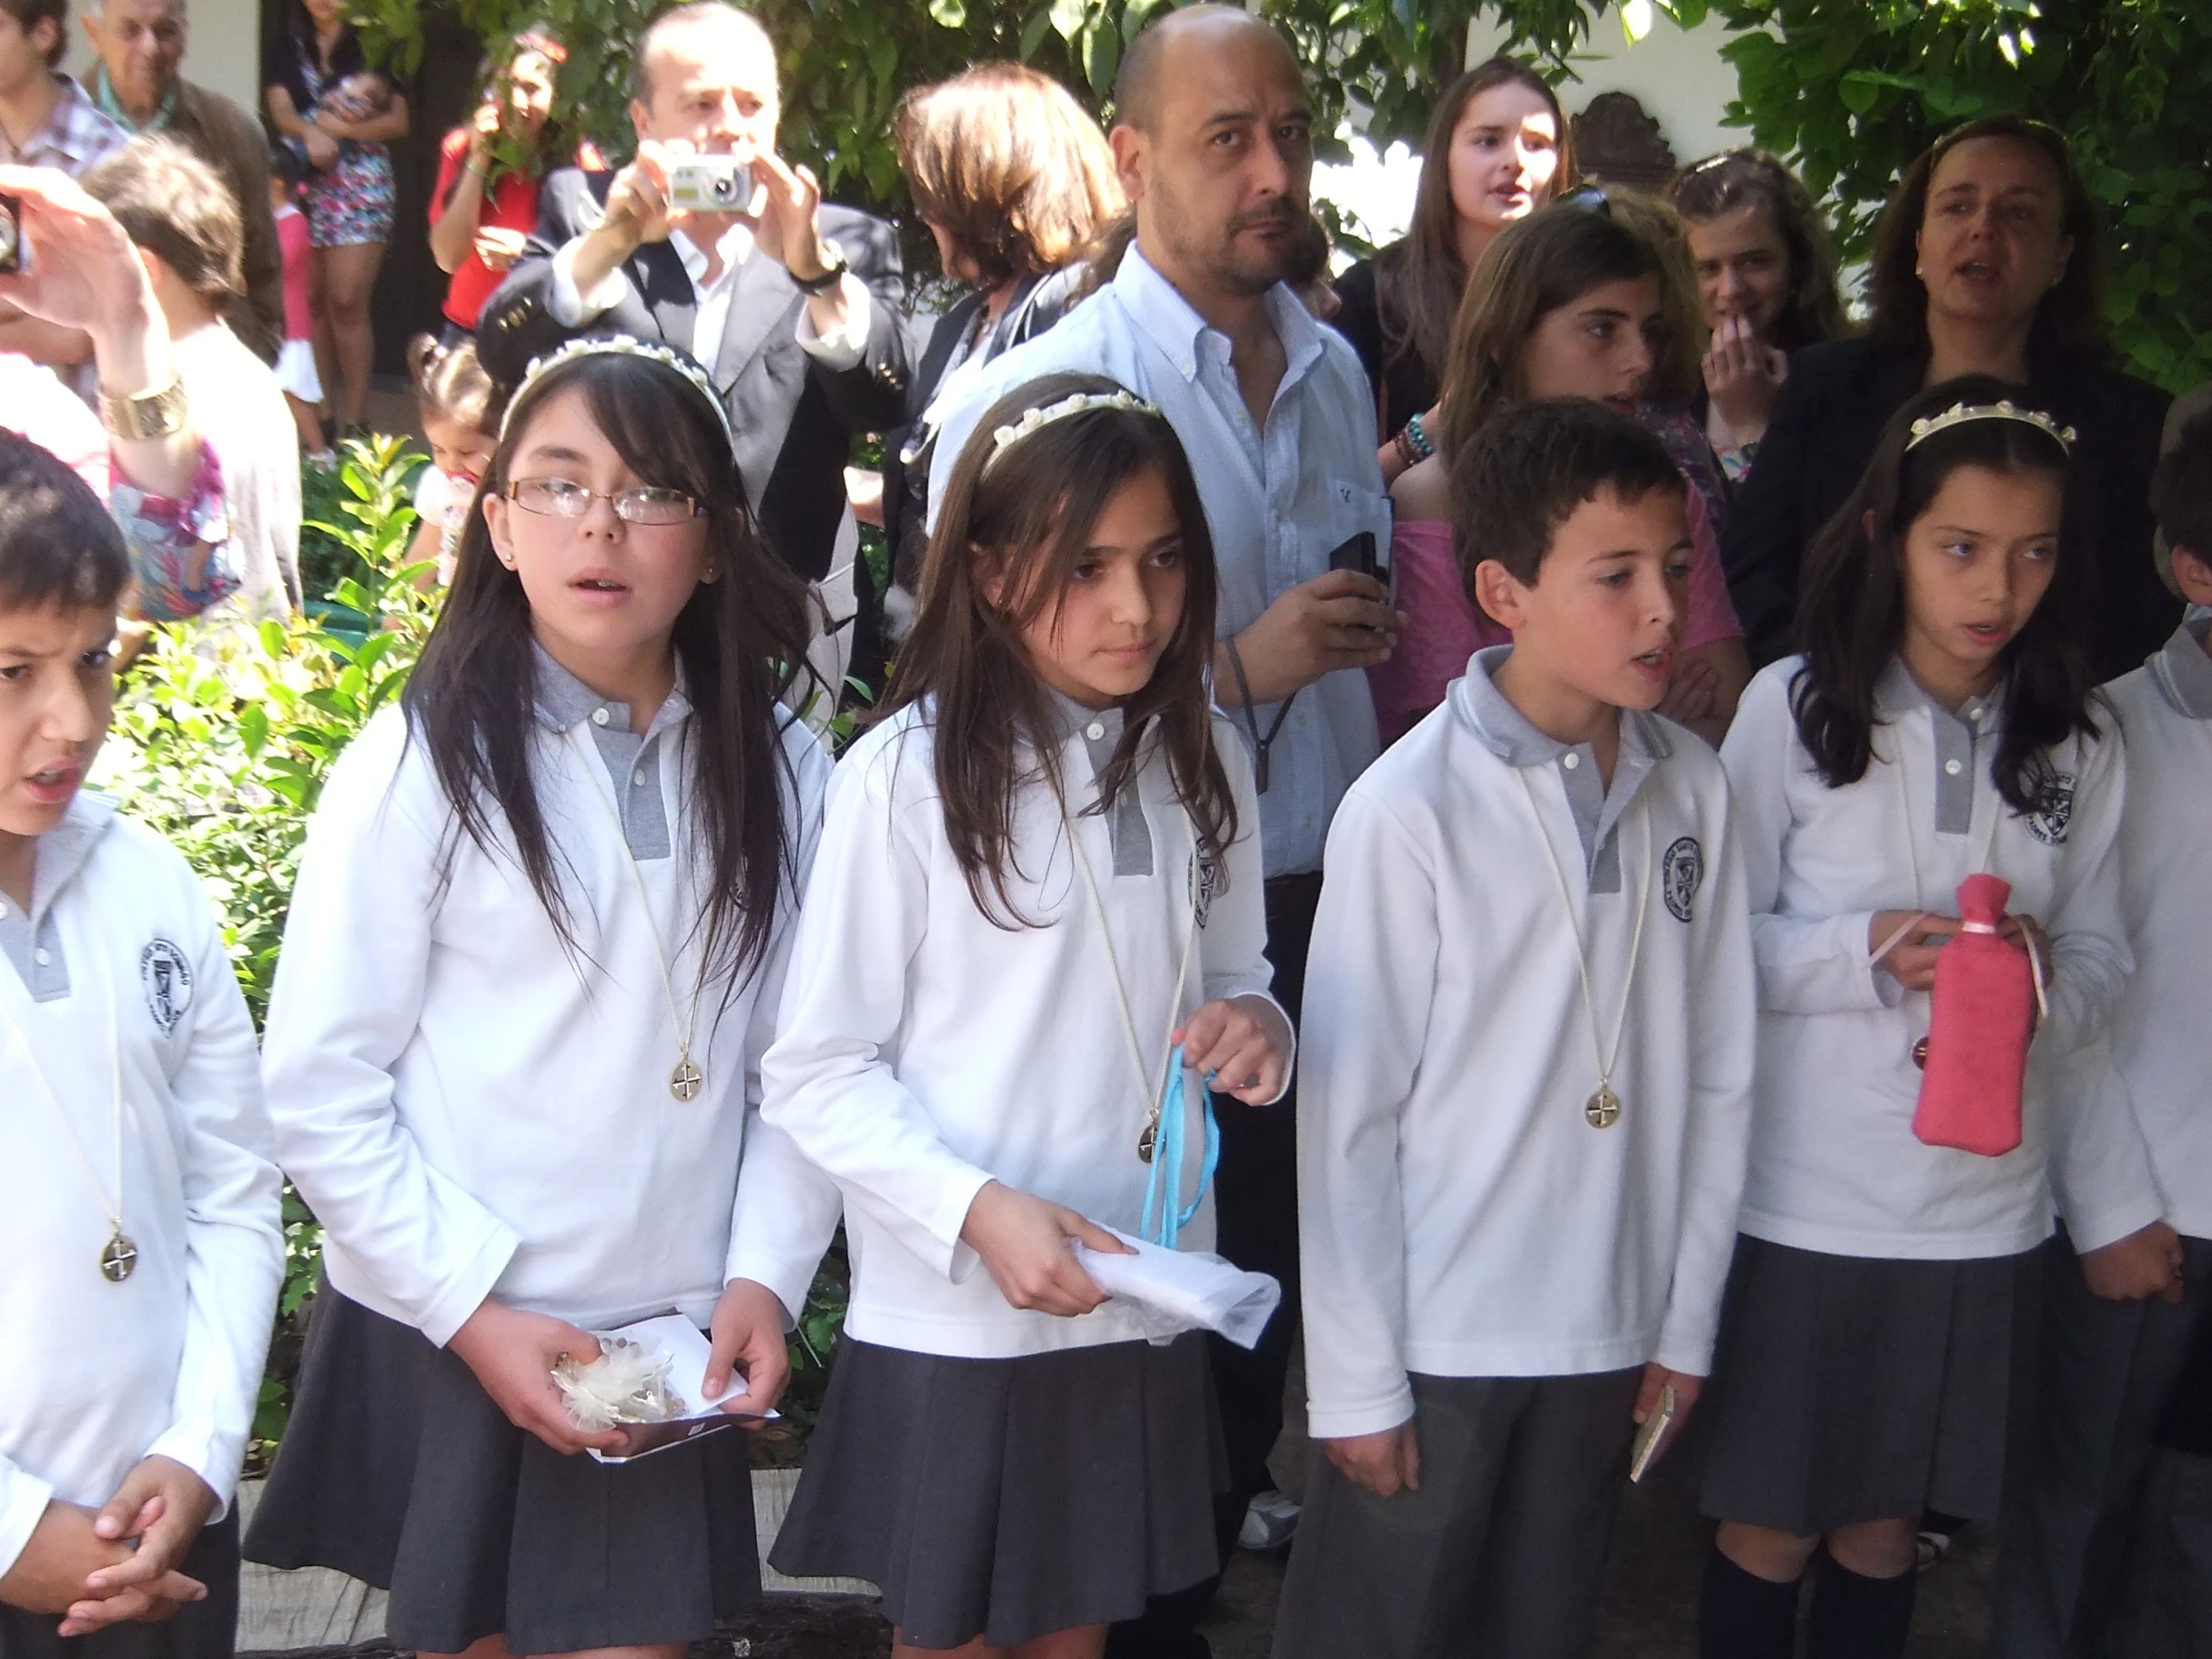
[0,195,21,276]
[1329,529,1379,581]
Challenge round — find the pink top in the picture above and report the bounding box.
[1367,474,1743,747]
[276,203,314,344]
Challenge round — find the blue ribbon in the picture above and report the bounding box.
[1141,1044,1220,1249]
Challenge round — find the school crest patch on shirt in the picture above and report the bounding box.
[140,938,194,1034]
[1189,840,1224,928]
[1661,835,1705,923]
[2025,773,2076,846]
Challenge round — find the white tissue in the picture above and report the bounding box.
[1075,1231,1282,1349]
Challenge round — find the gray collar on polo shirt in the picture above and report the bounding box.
[1047,692,1153,877]
[1877,658,1998,836]
[1454,645,1671,895]
[2151,617,2212,721]
[0,791,117,1002]
[531,645,694,860]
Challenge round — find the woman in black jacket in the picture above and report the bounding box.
[1722,116,2174,681]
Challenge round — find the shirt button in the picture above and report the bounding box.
[1944,759,1963,776]
[1085,721,1106,741]
[632,770,647,787]
[591,708,611,727]
[1563,753,1581,771]
[34,947,51,965]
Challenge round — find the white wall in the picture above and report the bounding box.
[63,0,266,127]
[1466,3,1750,174]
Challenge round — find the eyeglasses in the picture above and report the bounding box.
[505,478,701,525]
[1559,185,1614,219]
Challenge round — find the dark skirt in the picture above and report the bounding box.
[244,1286,760,1655]
[770,1333,1227,1650]
[1692,1235,2038,1535]
[0,1513,238,1659]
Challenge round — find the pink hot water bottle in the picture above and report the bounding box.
[1912,872,2035,1158]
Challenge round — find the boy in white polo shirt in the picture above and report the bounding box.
[0,430,282,1659]
[1275,398,1755,1659]
[1995,408,2212,1655]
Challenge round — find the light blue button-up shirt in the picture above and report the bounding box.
[929,246,1391,877]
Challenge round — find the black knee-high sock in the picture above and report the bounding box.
[1700,1544,1802,1659]
[1806,1551,1918,1659]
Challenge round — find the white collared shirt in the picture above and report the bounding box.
[2099,620,2212,1240]
[1720,657,2138,1260]
[761,703,1287,1360]
[928,246,1392,877]
[1,797,282,1579]
[1298,652,1755,1436]
[549,217,871,374]
[261,663,841,1345]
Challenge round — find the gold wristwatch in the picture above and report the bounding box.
[97,377,189,441]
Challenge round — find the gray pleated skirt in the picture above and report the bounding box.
[769,1333,1227,1650]
[0,1512,238,1659]
[1692,1235,2038,1535]
[244,1286,761,1655]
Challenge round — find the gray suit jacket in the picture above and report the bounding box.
[478,166,912,581]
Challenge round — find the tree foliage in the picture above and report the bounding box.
[1700,0,2212,391]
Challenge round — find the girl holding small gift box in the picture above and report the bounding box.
[245,337,842,1659]
[761,372,1293,1659]
[1693,376,2176,1659]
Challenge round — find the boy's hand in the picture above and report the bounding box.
[446,1299,631,1458]
[74,1455,216,1616]
[1179,994,1293,1105]
[0,1499,204,1627]
[959,1181,1129,1318]
[704,1277,791,1418]
[2080,1221,2185,1304]
[1323,1420,1419,1498]
[1631,1363,1703,1472]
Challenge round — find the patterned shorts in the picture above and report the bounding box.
[307,146,395,248]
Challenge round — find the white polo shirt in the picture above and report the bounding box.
[1719,657,2139,1261]
[1,797,282,1579]
[262,659,841,1345]
[762,700,1286,1359]
[1298,650,1755,1438]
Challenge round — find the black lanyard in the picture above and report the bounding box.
[1223,637,1293,794]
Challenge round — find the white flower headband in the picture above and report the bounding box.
[981,387,1165,475]
[1906,398,2076,454]
[503,333,737,454]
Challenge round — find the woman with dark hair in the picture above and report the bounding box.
[1720,116,2174,679]
[1667,150,1849,481]
[427,27,598,340]
[876,62,1124,619]
[1332,58,1572,478]
[263,0,408,437]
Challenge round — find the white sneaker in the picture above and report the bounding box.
[1238,1489,1301,1552]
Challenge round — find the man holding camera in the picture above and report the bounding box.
[480,0,908,634]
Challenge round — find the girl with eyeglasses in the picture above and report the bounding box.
[245,338,843,1659]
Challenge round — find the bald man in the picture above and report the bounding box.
[928,11,1400,1650]
[481,0,910,630]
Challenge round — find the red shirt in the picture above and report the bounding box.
[430,126,590,330]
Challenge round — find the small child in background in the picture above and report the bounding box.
[268,146,326,465]
[404,334,498,586]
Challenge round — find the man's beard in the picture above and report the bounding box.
[1156,185,1305,296]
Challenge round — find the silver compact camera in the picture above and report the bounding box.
[667,156,759,214]
[0,195,20,276]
